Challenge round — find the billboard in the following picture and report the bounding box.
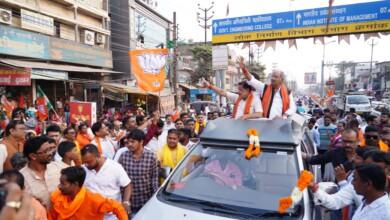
[69,101,97,126]
[21,9,54,36]
[212,45,228,70]
[304,72,317,84]
[0,67,31,86]
[212,1,390,44]
[0,25,112,68]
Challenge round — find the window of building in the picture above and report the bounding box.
[133,11,167,49]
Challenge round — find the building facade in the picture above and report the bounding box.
[110,0,170,76]
[0,0,114,109]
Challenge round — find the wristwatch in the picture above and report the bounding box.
[123,201,131,206]
[6,201,21,209]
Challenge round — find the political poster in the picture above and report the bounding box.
[129,48,168,92]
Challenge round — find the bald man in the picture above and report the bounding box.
[240,58,296,119]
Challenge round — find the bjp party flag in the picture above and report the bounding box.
[129,48,168,92]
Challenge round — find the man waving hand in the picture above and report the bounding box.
[240,57,296,119]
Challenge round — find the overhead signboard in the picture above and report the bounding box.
[304,72,317,84]
[212,45,228,70]
[212,1,390,44]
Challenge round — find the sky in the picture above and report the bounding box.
[156,0,390,87]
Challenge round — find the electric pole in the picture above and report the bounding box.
[197,2,215,45]
[172,12,179,108]
[368,39,377,91]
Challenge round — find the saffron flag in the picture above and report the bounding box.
[0,95,14,119]
[36,86,54,121]
[129,48,168,92]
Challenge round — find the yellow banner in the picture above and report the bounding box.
[212,20,390,44]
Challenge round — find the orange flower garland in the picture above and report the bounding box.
[278,170,314,214]
[245,128,261,160]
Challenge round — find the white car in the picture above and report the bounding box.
[134,118,322,220]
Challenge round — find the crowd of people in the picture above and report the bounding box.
[304,106,390,220]
[0,103,224,220]
[0,56,389,220]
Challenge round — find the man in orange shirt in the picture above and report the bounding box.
[76,123,93,148]
[48,166,128,220]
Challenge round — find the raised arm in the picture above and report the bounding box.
[239,57,265,94]
[201,79,227,97]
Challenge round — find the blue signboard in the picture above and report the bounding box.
[213,1,390,44]
[0,25,112,68]
[0,25,50,59]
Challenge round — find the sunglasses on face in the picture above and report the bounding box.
[365,135,379,140]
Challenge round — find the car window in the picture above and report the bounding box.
[164,144,299,213]
[347,96,370,105]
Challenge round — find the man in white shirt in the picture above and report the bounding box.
[81,144,131,219]
[240,58,296,119]
[202,79,263,120]
[351,164,390,220]
[91,122,117,159]
[163,114,176,131]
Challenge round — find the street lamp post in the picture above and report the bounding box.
[197,2,214,45]
[320,39,336,97]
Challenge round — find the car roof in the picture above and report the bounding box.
[200,118,300,148]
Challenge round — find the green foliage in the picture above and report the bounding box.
[189,45,213,83]
[249,62,267,82]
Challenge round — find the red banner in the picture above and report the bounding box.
[69,101,96,126]
[0,68,31,86]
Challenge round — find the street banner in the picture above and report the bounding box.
[129,48,168,92]
[36,86,55,121]
[0,68,31,86]
[304,72,317,84]
[69,101,97,126]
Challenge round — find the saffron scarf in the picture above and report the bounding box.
[51,187,87,219]
[262,84,290,118]
[379,140,389,152]
[232,92,254,119]
[159,144,187,169]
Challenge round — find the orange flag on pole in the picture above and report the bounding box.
[129,48,168,92]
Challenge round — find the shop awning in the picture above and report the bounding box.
[179,83,197,90]
[31,69,68,81]
[102,83,158,97]
[102,83,173,98]
[0,59,121,74]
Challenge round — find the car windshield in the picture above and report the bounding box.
[163,143,299,213]
[347,95,369,105]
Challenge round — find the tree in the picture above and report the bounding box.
[189,45,213,84]
[249,61,266,82]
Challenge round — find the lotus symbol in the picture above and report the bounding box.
[137,54,167,74]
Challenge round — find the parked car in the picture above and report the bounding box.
[134,117,322,220]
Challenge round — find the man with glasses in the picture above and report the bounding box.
[303,129,359,178]
[20,136,62,207]
[0,120,25,172]
[364,126,380,149]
